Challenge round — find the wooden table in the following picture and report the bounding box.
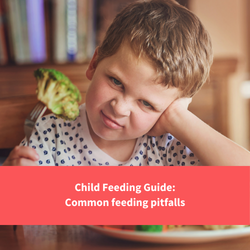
[0,225,250,250]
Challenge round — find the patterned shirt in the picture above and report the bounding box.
[20,104,200,166]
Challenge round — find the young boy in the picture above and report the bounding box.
[3,0,250,166]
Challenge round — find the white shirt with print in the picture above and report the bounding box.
[20,104,200,166]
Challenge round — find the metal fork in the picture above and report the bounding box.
[13,102,47,231]
[24,101,47,146]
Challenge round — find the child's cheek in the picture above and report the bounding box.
[132,112,159,134]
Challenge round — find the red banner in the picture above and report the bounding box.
[0,166,249,225]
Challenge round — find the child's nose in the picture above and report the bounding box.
[110,98,131,117]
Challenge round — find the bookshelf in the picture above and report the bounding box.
[0,0,97,64]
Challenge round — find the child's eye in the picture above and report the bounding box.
[141,100,153,109]
[112,78,123,87]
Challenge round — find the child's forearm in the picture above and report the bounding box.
[167,109,250,166]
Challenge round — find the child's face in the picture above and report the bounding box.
[85,42,181,142]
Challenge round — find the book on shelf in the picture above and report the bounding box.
[76,0,88,63]
[4,0,23,64]
[26,0,47,63]
[0,0,7,64]
[19,0,30,62]
[53,0,95,63]
[87,0,96,59]
[13,0,29,63]
[4,0,47,64]
[66,0,77,61]
[53,0,67,63]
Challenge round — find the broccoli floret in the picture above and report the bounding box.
[34,68,81,120]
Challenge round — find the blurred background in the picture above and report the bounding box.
[190,0,250,152]
[0,0,249,164]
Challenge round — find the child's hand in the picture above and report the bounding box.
[2,146,39,166]
[147,97,192,137]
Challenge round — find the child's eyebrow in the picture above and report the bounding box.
[106,68,159,87]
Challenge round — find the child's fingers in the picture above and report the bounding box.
[147,98,192,137]
[9,146,39,161]
[147,118,167,137]
[172,97,192,110]
[147,124,165,137]
[182,97,192,108]
[4,157,38,166]
[2,146,39,166]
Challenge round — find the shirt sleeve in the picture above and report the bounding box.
[164,134,200,166]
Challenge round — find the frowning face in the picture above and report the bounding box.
[85,42,180,143]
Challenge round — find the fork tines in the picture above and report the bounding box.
[24,101,47,146]
[27,101,47,121]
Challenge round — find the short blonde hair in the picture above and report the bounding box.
[96,0,213,97]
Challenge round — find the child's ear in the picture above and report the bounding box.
[86,48,99,80]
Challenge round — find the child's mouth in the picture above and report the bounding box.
[100,111,123,129]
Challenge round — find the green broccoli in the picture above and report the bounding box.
[34,68,81,120]
[135,225,163,232]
